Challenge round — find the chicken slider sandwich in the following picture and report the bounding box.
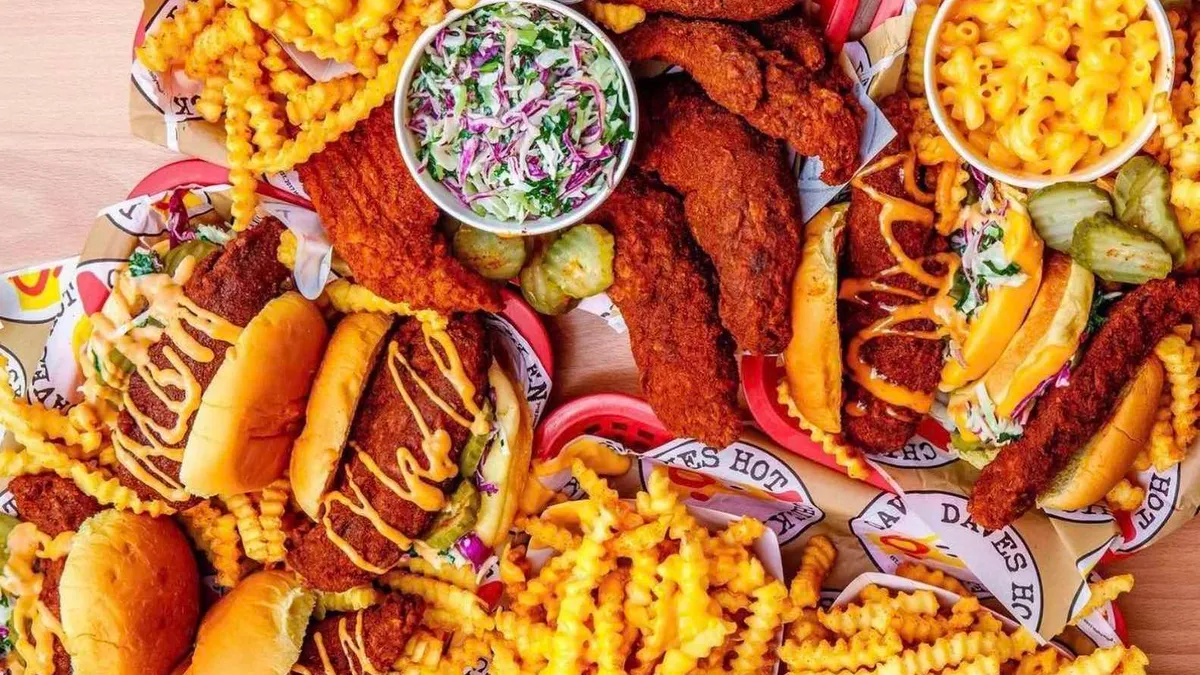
[287,311,533,591]
[1,476,200,675]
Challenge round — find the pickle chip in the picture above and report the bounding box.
[423,481,481,551]
[520,247,578,316]
[542,224,615,299]
[1070,214,1172,284]
[453,226,527,280]
[163,239,221,276]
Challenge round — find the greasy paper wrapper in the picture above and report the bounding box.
[532,425,1124,652]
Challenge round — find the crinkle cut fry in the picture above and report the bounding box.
[297,104,500,314]
[970,276,1200,528]
[620,16,863,183]
[635,78,803,355]
[593,171,741,447]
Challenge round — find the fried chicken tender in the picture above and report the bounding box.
[637,78,803,355]
[594,171,741,447]
[288,315,490,591]
[623,0,802,21]
[295,593,425,675]
[970,276,1200,528]
[839,95,949,455]
[115,218,292,507]
[297,103,501,315]
[620,17,863,184]
[8,473,102,537]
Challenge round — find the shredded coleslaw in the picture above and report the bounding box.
[407,3,632,222]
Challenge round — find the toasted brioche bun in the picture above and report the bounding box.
[182,292,329,497]
[60,511,200,675]
[290,312,393,519]
[191,571,315,675]
[474,357,534,547]
[940,189,1045,391]
[784,204,846,434]
[1039,357,1164,510]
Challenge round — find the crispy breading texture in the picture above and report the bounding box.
[637,79,803,355]
[594,172,741,447]
[297,104,501,314]
[620,17,863,183]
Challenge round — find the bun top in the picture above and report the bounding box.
[1039,356,1164,510]
[181,292,329,497]
[191,571,316,675]
[290,312,393,519]
[59,510,200,675]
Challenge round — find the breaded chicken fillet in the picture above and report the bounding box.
[624,0,802,21]
[620,17,863,184]
[637,78,802,355]
[298,104,501,314]
[594,171,742,447]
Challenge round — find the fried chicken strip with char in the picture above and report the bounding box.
[593,171,741,447]
[624,0,802,21]
[295,594,424,675]
[637,79,802,355]
[969,276,1200,528]
[115,218,292,507]
[288,315,490,591]
[10,473,103,674]
[620,17,863,184]
[298,104,501,314]
[840,95,948,454]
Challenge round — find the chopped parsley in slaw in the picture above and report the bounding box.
[407,3,633,222]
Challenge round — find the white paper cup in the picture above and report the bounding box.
[394,0,639,236]
[923,0,1175,189]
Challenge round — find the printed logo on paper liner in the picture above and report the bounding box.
[870,419,958,469]
[1117,464,1181,554]
[482,314,551,425]
[1043,504,1115,524]
[904,490,1044,631]
[30,260,123,411]
[0,262,74,325]
[641,439,824,545]
[131,0,205,120]
[850,491,989,597]
[1,348,28,401]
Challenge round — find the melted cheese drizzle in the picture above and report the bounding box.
[319,322,489,574]
[83,258,242,501]
[0,525,71,675]
[841,153,966,417]
[290,610,379,675]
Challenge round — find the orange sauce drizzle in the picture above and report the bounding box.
[290,610,378,675]
[318,321,489,574]
[0,525,70,675]
[840,153,966,416]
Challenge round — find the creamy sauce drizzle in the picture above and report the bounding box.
[0,525,71,675]
[289,609,379,675]
[840,153,966,416]
[319,321,488,574]
[82,258,242,502]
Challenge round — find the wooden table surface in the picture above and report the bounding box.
[1,1,1197,671]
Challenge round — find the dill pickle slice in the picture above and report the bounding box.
[1118,158,1186,264]
[0,513,19,568]
[163,240,221,276]
[519,247,578,316]
[452,226,527,280]
[458,409,492,477]
[423,481,481,551]
[1070,214,1172,284]
[1027,182,1113,253]
[542,224,615,299]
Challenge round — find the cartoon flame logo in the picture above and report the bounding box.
[8,266,62,312]
[666,466,782,504]
[867,532,965,568]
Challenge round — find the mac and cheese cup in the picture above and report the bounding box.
[923,0,1175,189]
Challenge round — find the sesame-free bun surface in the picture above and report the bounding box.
[191,571,315,675]
[181,292,329,497]
[290,312,392,519]
[59,510,200,675]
